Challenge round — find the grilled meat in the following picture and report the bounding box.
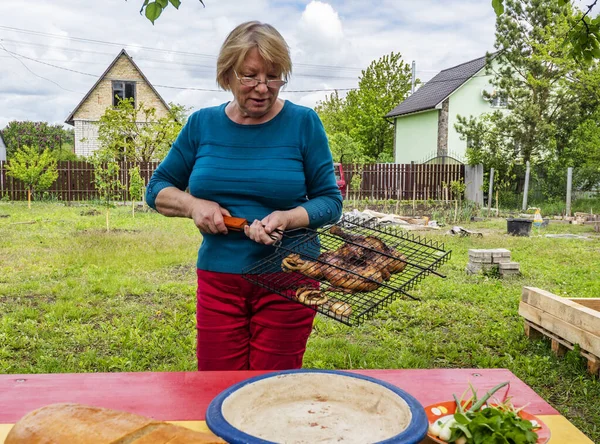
[281,226,408,293]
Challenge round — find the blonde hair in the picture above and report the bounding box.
[216,21,292,91]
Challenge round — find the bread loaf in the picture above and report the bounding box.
[5,403,226,443]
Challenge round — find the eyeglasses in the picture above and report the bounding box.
[233,70,287,89]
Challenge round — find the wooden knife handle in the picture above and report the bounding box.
[223,216,248,231]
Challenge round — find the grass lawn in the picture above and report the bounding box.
[0,202,599,441]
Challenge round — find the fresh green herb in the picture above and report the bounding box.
[449,407,539,443]
[429,382,540,443]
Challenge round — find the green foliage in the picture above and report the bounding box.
[52,146,79,162]
[493,0,599,61]
[345,52,414,162]
[458,0,600,199]
[5,145,58,199]
[350,170,363,192]
[97,98,188,162]
[327,132,366,164]
[129,166,145,202]
[1,121,74,159]
[447,178,468,223]
[315,90,348,137]
[315,52,415,164]
[138,0,203,24]
[91,148,124,231]
[450,178,467,199]
[128,166,145,217]
[558,109,600,190]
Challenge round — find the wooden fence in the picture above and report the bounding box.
[342,163,465,201]
[0,161,465,202]
[0,161,160,202]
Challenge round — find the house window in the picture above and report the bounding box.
[112,81,136,106]
[490,93,508,108]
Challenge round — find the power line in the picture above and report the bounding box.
[0,25,364,72]
[2,37,497,97]
[0,47,357,93]
[0,43,81,94]
[0,38,362,80]
[2,45,497,95]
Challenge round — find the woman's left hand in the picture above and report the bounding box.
[244,211,289,245]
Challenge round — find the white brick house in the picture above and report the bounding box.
[65,49,170,157]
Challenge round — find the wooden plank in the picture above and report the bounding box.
[519,302,600,357]
[569,299,600,312]
[551,339,568,357]
[521,287,600,336]
[525,320,600,377]
[524,322,544,340]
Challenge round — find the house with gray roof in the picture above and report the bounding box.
[386,54,505,164]
[0,131,7,162]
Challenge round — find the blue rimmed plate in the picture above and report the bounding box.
[206,369,428,444]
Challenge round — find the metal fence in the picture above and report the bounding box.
[0,161,465,202]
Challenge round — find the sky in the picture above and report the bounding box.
[0,0,499,130]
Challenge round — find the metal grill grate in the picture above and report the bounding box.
[242,215,451,326]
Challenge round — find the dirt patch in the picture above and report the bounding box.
[80,209,101,216]
[169,263,196,279]
[75,228,141,235]
[0,294,57,305]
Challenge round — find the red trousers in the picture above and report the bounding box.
[196,270,317,371]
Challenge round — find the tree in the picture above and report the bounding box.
[327,132,366,165]
[97,98,187,162]
[5,145,58,208]
[315,52,414,164]
[128,166,145,217]
[456,0,591,196]
[314,90,350,137]
[494,0,599,61]
[91,148,124,232]
[551,109,600,192]
[2,121,75,159]
[344,52,414,162]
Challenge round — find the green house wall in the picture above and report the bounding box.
[447,70,497,156]
[393,60,504,164]
[393,109,438,164]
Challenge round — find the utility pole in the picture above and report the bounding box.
[411,60,416,95]
[566,167,573,217]
[522,161,530,211]
[488,168,495,218]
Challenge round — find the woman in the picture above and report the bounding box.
[146,21,343,371]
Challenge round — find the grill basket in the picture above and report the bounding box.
[242,215,451,326]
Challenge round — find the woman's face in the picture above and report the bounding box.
[229,47,283,120]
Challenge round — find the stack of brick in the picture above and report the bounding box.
[466,249,520,277]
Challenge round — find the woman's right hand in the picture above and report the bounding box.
[189,199,231,235]
[154,187,231,235]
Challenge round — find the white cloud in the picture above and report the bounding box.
[299,1,344,42]
[0,0,498,129]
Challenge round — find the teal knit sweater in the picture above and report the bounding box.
[146,100,343,274]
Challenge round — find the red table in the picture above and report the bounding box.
[0,368,592,443]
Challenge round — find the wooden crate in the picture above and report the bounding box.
[519,287,600,377]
